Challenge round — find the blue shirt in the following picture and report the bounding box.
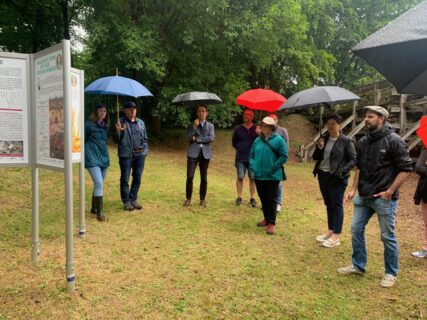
[232,124,258,162]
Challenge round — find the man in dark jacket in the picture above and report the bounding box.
[115,101,148,211]
[338,106,413,288]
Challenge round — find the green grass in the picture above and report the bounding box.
[0,129,426,319]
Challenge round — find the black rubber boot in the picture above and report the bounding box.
[95,196,106,222]
[90,195,98,214]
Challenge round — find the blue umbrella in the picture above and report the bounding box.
[85,75,153,98]
[85,74,153,130]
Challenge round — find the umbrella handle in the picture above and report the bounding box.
[116,94,126,131]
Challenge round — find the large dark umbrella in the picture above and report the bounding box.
[171,91,222,106]
[279,86,360,131]
[352,0,427,95]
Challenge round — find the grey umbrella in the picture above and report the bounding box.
[352,0,427,95]
[171,91,222,106]
[279,86,360,110]
[279,86,360,132]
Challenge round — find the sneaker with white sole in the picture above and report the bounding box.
[322,238,341,248]
[411,249,427,258]
[380,274,397,288]
[337,265,364,275]
[316,234,330,243]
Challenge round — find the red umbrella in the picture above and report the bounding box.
[416,116,427,148]
[236,88,286,112]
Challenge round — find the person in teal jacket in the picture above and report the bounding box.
[249,116,288,235]
[85,104,110,222]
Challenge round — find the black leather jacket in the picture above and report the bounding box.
[356,123,413,199]
[313,132,357,180]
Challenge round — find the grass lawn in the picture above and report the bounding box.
[0,129,426,319]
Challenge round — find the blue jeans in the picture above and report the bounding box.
[87,166,108,197]
[351,195,399,276]
[119,155,145,203]
[235,160,254,180]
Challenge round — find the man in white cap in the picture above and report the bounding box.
[338,106,412,288]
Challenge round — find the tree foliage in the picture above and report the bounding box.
[1,0,423,128]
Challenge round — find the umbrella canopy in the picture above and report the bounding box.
[352,0,427,95]
[171,91,222,106]
[279,86,360,110]
[416,116,427,148]
[236,89,286,112]
[85,75,153,98]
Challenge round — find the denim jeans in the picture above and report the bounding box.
[235,160,254,180]
[87,166,108,197]
[351,195,398,276]
[119,155,146,203]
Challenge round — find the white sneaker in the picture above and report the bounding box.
[316,234,329,242]
[276,204,282,213]
[322,238,341,248]
[380,274,397,288]
[337,265,363,275]
[411,249,427,258]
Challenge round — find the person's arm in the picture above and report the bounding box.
[249,141,256,170]
[344,169,359,203]
[415,149,427,177]
[142,122,148,151]
[312,137,325,160]
[232,127,238,149]
[373,171,410,200]
[275,138,288,167]
[374,137,412,199]
[337,139,357,176]
[196,123,214,144]
[187,125,198,143]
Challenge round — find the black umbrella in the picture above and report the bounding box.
[352,0,427,95]
[279,86,360,133]
[171,91,222,106]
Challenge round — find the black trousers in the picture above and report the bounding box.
[255,179,279,225]
[317,171,348,234]
[186,152,210,200]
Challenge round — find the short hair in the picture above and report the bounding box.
[243,109,254,116]
[196,104,208,112]
[325,113,343,124]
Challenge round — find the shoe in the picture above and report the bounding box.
[322,238,341,248]
[183,199,191,207]
[337,265,364,275]
[200,200,206,208]
[124,201,134,211]
[235,197,243,205]
[380,274,397,288]
[257,219,267,227]
[131,200,143,210]
[266,224,275,235]
[316,234,329,243]
[276,204,282,213]
[411,249,427,258]
[250,198,257,208]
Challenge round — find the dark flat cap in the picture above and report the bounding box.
[123,101,136,109]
